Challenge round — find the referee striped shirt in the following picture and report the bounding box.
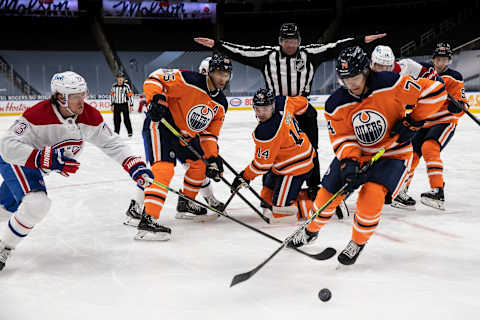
[214,37,362,97]
[110,82,133,105]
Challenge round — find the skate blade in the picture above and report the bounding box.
[390,202,416,211]
[134,230,171,241]
[420,198,445,211]
[175,212,195,220]
[192,214,220,222]
[123,217,140,227]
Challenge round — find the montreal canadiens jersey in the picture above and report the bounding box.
[243,96,314,180]
[143,69,228,158]
[0,100,134,169]
[325,71,447,162]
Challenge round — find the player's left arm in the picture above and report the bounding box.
[288,96,309,115]
[242,137,280,182]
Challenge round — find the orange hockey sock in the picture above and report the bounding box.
[144,161,174,219]
[422,139,443,188]
[306,187,345,233]
[183,159,206,199]
[352,182,387,245]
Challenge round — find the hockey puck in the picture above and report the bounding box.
[318,288,332,302]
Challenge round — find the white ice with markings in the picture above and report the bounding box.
[0,110,479,320]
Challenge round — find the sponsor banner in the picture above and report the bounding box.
[2,93,480,116]
[0,0,79,17]
[103,1,216,22]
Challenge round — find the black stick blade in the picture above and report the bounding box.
[309,247,337,260]
[230,272,252,287]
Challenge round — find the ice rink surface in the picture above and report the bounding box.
[0,110,479,320]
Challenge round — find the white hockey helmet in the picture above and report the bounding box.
[51,71,88,97]
[199,57,211,74]
[371,45,395,67]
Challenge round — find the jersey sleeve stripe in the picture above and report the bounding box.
[419,81,442,98]
[418,93,447,104]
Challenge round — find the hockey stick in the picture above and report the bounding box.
[230,147,386,287]
[159,118,271,224]
[447,93,480,127]
[145,177,334,261]
[219,155,273,210]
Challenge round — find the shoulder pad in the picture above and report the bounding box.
[254,112,283,141]
[325,88,355,114]
[23,100,61,125]
[442,68,463,81]
[368,71,401,91]
[76,103,103,126]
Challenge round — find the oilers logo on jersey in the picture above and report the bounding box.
[187,105,214,132]
[352,109,387,145]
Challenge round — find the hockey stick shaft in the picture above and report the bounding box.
[145,177,329,261]
[219,155,273,209]
[230,147,386,287]
[160,118,270,223]
[447,93,480,127]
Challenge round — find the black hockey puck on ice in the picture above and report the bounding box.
[318,288,332,302]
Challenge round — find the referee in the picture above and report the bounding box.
[110,72,134,137]
[195,24,385,198]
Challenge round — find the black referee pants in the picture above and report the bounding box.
[113,103,133,136]
[295,103,320,189]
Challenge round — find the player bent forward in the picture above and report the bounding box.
[291,47,448,266]
[0,72,152,270]
[231,89,315,224]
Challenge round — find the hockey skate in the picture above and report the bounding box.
[175,196,218,222]
[124,199,143,227]
[289,228,318,248]
[135,212,171,241]
[420,187,445,211]
[337,240,365,265]
[391,188,416,211]
[0,244,12,271]
[203,194,225,212]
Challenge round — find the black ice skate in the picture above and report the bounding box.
[203,194,225,212]
[124,199,143,227]
[337,240,365,265]
[0,246,12,271]
[175,196,207,220]
[420,187,445,211]
[135,212,171,241]
[391,189,416,211]
[289,229,319,248]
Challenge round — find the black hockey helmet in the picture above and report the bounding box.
[279,23,300,41]
[208,53,233,74]
[336,46,370,79]
[433,42,452,59]
[253,88,275,107]
[116,71,125,78]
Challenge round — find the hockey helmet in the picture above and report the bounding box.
[279,23,301,41]
[253,88,275,107]
[51,71,88,97]
[336,46,370,79]
[433,42,452,59]
[208,53,233,74]
[371,45,395,67]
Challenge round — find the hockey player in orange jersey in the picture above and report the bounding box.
[136,53,231,241]
[404,43,467,210]
[291,46,448,266]
[230,89,315,223]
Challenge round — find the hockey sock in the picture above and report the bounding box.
[144,161,174,219]
[295,189,313,219]
[183,159,206,199]
[422,139,443,188]
[352,182,387,245]
[306,187,345,233]
[405,152,420,189]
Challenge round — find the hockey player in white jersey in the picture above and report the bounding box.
[0,71,153,271]
[124,58,225,227]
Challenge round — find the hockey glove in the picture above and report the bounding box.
[340,159,368,194]
[35,147,80,176]
[122,156,153,190]
[205,156,224,182]
[148,94,169,122]
[390,114,425,143]
[447,99,465,114]
[231,170,250,193]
